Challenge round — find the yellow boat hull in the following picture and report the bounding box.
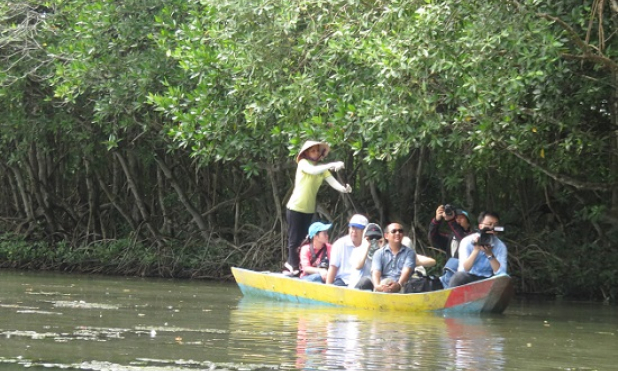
[232,267,513,314]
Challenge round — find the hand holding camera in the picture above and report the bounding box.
[474,226,504,247]
[435,205,450,220]
[438,204,456,221]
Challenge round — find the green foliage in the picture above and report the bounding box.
[0,234,237,277]
[148,0,612,189]
[0,0,617,300]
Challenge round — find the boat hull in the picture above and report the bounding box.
[232,267,513,314]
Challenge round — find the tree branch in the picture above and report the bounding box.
[506,148,615,191]
[538,12,618,72]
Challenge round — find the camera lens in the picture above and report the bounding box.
[444,204,454,216]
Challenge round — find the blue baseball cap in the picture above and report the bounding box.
[308,222,332,238]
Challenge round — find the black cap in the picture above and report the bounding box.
[363,223,383,241]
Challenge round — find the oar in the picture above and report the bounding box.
[335,168,359,214]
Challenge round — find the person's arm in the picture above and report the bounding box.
[299,245,313,273]
[371,249,384,291]
[399,250,417,286]
[486,238,507,275]
[372,269,384,292]
[298,159,344,175]
[324,176,352,193]
[416,254,436,267]
[350,239,371,269]
[325,265,338,284]
[461,236,482,272]
[480,244,501,274]
[398,267,413,286]
[428,218,449,251]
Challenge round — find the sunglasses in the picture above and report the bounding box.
[389,229,404,234]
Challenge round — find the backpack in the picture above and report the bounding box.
[403,271,443,293]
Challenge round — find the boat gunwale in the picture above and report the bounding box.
[232,267,513,314]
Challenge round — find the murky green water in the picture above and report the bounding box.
[1,269,616,370]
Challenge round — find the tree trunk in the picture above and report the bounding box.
[5,165,22,218]
[113,151,161,243]
[465,172,477,214]
[266,163,285,260]
[154,155,211,241]
[156,166,172,235]
[410,147,425,249]
[27,143,57,233]
[10,165,34,222]
[95,170,137,232]
[84,158,102,241]
[609,70,618,215]
[369,181,385,225]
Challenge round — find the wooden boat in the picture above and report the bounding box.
[232,267,514,314]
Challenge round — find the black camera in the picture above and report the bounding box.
[368,240,380,258]
[318,256,329,269]
[476,226,504,246]
[444,204,455,217]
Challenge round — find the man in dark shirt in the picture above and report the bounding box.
[428,204,472,259]
[428,204,472,287]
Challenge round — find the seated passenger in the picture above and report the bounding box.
[299,222,332,283]
[355,225,437,291]
[449,211,508,287]
[326,214,368,286]
[348,223,383,291]
[371,223,417,293]
[428,204,473,288]
[428,204,472,258]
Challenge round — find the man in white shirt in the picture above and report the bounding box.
[325,214,368,286]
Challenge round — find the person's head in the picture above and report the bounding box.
[478,211,500,233]
[363,223,383,244]
[296,140,330,163]
[455,209,471,230]
[348,214,368,246]
[308,222,331,245]
[385,223,405,247]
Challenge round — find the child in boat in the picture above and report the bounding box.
[284,141,351,276]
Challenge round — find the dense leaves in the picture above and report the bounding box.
[0,0,616,299]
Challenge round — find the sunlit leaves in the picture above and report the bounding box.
[143,0,615,202]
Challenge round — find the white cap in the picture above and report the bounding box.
[348,214,368,229]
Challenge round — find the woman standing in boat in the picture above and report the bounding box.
[284,140,352,276]
[299,222,333,282]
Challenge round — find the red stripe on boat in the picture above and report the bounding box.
[444,279,494,308]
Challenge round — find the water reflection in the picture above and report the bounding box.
[230,298,506,370]
[443,317,505,370]
[3,270,615,370]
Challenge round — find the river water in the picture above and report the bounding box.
[0,269,616,370]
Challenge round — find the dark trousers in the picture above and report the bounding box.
[449,271,489,287]
[286,209,314,268]
[354,277,374,291]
